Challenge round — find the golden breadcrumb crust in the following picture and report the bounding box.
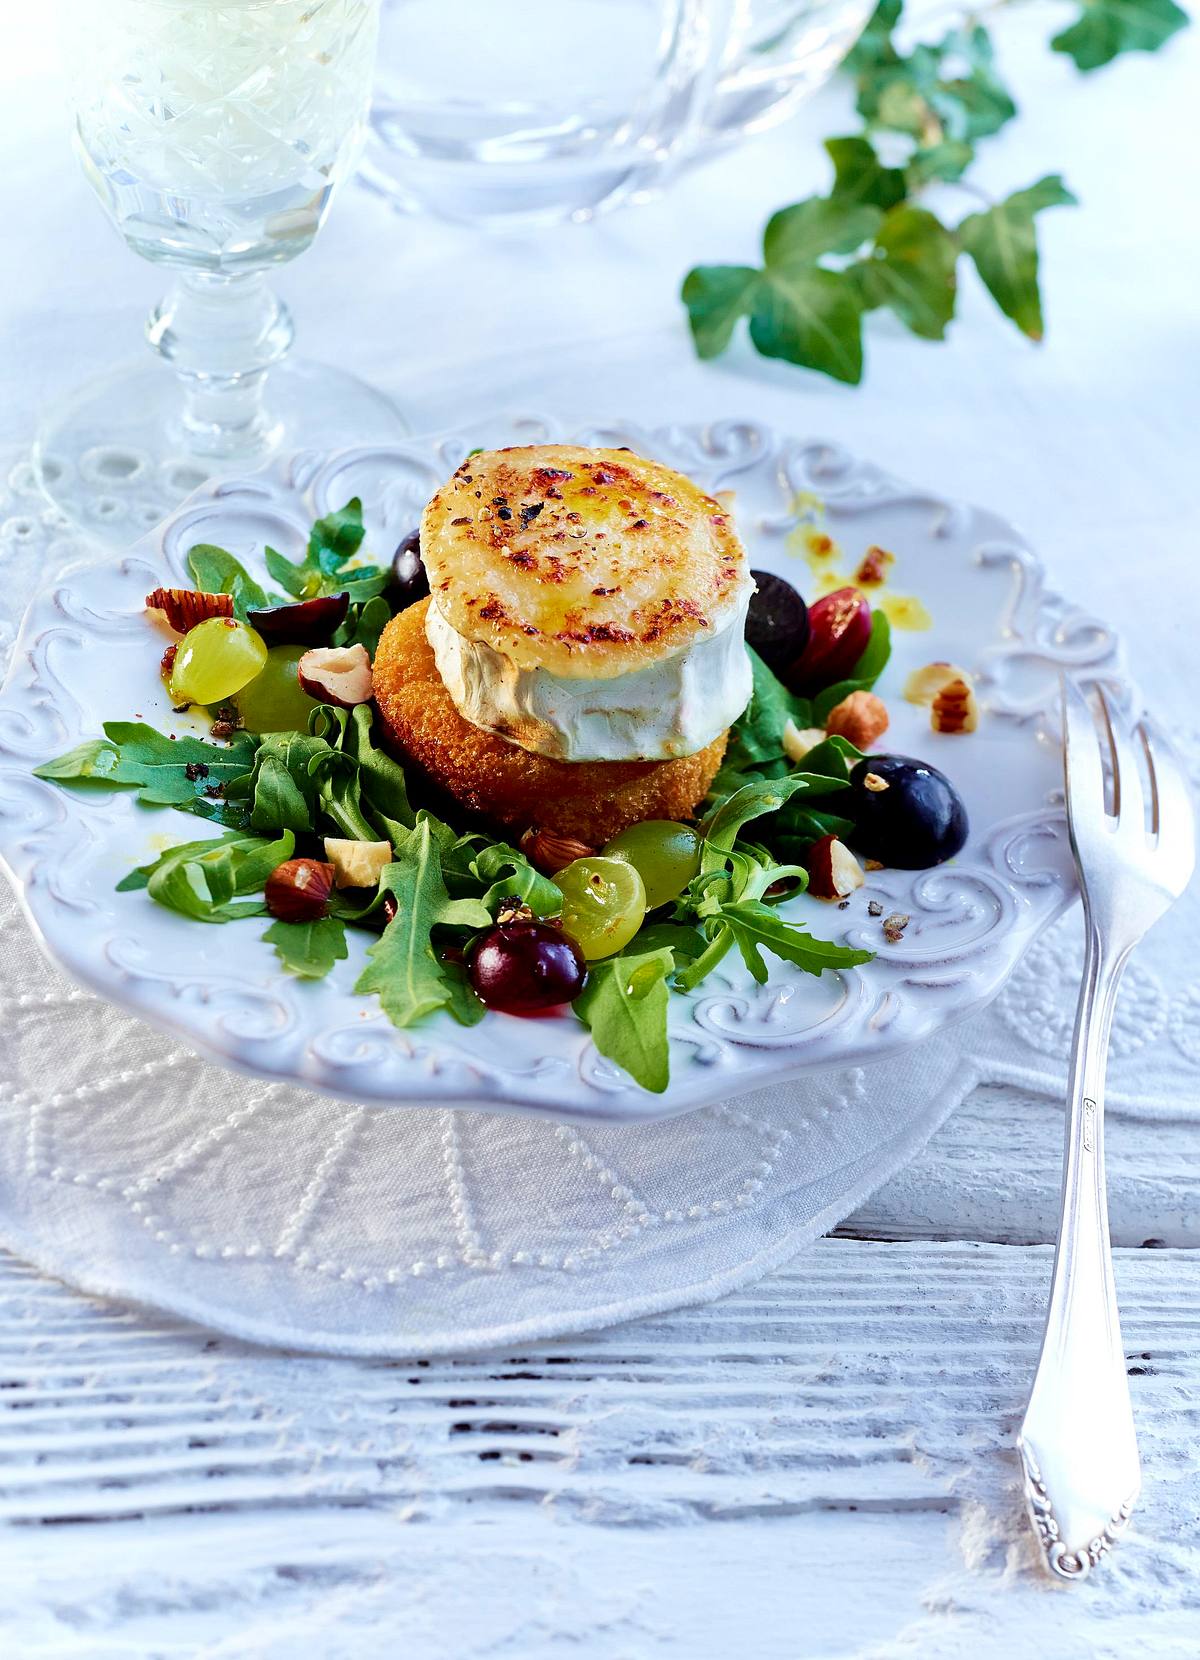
[372,601,728,843]
[420,443,749,679]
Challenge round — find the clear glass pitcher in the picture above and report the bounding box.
[361,0,873,226]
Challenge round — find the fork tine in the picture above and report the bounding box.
[1061,677,1106,840]
[1139,717,1197,891]
[1097,685,1146,837]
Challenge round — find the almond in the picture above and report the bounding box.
[323,838,393,890]
[782,721,828,763]
[931,677,979,734]
[297,644,373,708]
[903,661,971,705]
[265,858,334,922]
[824,689,889,749]
[146,587,234,633]
[804,835,865,901]
[520,826,597,876]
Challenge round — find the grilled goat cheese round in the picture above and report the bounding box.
[420,444,754,762]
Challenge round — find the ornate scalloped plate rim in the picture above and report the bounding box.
[0,416,1126,1125]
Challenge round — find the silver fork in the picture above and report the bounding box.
[1018,680,1195,1578]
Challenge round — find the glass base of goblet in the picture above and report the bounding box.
[33,357,408,546]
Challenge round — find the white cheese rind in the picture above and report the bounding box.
[426,596,753,763]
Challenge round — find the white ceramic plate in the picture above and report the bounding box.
[0,417,1124,1123]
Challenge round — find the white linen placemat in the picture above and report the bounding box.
[0,454,1195,1357]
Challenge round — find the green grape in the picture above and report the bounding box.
[169,618,267,707]
[233,645,318,732]
[603,819,701,909]
[556,856,647,960]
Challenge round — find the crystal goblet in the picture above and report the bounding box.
[36,0,403,542]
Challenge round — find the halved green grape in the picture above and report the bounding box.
[233,645,318,732]
[556,856,647,960]
[603,819,702,909]
[169,618,267,707]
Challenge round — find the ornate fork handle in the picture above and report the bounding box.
[1017,913,1140,1578]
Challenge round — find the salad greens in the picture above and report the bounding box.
[34,505,888,1094]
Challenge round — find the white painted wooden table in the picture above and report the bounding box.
[2,9,1198,1655]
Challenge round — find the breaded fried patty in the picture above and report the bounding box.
[373,600,728,844]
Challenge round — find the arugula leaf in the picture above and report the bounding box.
[228,731,327,834]
[624,921,708,967]
[788,733,867,783]
[263,499,389,605]
[722,902,875,984]
[36,723,259,828]
[343,704,414,831]
[574,947,674,1093]
[310,748,380,843]
[1051,0,1186,72]
[469,842,563,917]
[854,206,958,341]
[186,546,269,619]
[121,829,293,922]
[826,136,908,211]
[724,647,812,769]
[354,824,490,1027]
[337,595,392,658]
[811,611,893,724]
[958,175,1077,340]
[700,775,822,854]
[441,958,487,1027]
[34,738,124,786]
[264,916,348,979]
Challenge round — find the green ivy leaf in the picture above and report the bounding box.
[959,175,1077,340]
[265,916,349,979]
[844,0,903,75]
[854,206,958,340]
[574,946,674,1093]
[906,139,975,186]
[750,268,867,385]
[681,265,760,358]
[1051,0,1187,71]
[934,27,1017,141]
[826,136,909,210]
[763,198,883,266]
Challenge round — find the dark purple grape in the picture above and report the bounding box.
[847,755,968,869]
[746,571,810,676]
[466,921,587,1014]
[247,591,349,645]
[391,529,430,610]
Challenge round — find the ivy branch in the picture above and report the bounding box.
[681,0,1188,383]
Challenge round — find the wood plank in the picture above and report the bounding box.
[843,1083,1200,1246]
[0,1238,1196,1655]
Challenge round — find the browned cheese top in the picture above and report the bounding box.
[420,444,751,680]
